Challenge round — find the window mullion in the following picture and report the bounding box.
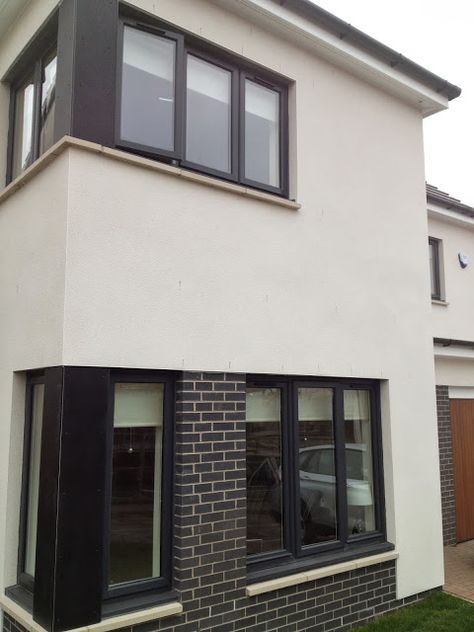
[334,386,349,545]
[31,59,43,163]
[282,383,297,557]
[174,34,186,162]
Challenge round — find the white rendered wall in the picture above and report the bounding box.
[0,0,444,605]
[0,154,68,593]
[429,213,474,342]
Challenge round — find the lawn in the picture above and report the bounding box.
[357,592,474,632]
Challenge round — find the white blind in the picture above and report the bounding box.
[114,383,164,428]
[123,26,175,82]
[298,388,333,421]
[344,390,370,421]
[245,80,279,121]
[246,388,280,422]
[187,55,230,103]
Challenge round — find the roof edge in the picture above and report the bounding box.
[427,184,474,218]
[276,0,461,101]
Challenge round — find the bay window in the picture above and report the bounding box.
[9,368,174,631]
[246,376,388,576]
[117,18,288,197]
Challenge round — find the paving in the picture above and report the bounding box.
[444,541,474,602]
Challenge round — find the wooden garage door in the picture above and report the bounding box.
[451,399,474,542]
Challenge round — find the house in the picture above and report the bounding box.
[428,185,474,547]
[0,2,462,632]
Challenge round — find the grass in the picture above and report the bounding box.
[357,592,474,631]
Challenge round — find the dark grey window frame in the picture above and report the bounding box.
[17,372,45,597]
[429,237,442,301]
[116,14,289,198]
[6,19,57,185]
[7,367,176,632]
[246,375,390,582]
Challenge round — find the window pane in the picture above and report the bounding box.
[120,26,175,151]
[39,51,57,155]
[12,76,35,179]
[246,388,283,555]
[186,55,231,172]
[245,80,280,187]
[24,383,45,577]
[344,390,375,534]
[109,383,164,585]
[298,388,337,546]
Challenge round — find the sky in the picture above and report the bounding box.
[310,0,474,205]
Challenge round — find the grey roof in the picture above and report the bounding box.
[277,0,461,101]
[426,184,474,218]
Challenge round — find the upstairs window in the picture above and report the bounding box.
[118,20,289,197]
[9,47,57,181]
[429,237,442,300]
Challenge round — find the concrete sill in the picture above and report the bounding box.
[246,550,399,597]
[0,595,182,632]
[432,299,449,307]
[0,136,301,212]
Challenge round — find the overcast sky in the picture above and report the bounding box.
[311,0,474,205]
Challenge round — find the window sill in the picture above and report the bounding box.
[432,299,449,306]
[246,548,398,597]
[0,594,183,632]
[0,136,301,212]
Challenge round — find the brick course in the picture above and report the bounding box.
[2,372,441,632]
[436,385,456,545]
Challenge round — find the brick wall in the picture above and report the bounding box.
[436,385,456,546]
[2,372,441,632]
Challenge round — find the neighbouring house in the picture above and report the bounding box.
[0,2,463,632]
[428,185,474,547]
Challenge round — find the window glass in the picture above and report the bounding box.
[39,51,57,155]
[429,239,441,299]
[186,55,231,172]
[246,388,283,556]
[297,388,336,546]
[24,383,45,577]
[109,382,164,585]
[344,390,375,534]
[12,76,35,179]
[121,26,175,151]
[245,80,280,188]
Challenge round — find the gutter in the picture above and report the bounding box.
[426,184,474,218]
[275,0,461,101]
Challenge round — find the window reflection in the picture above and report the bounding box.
[12,77,35,178]
[246,388,283,556]
[40,51,57,154]
[298,388,337,546]
[344,390,375,534]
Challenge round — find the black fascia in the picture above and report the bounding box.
[275,0,461,101]
[55,0,118,147]
[102,370,175,608]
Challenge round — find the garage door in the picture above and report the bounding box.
[451,399,474,542]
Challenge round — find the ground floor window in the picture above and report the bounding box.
[9,368,174,632]
[246,376,386,569]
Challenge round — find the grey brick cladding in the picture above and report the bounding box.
[436,385,456,546]
[1,373,441,632]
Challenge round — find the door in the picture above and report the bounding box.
[451,399,474,542]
